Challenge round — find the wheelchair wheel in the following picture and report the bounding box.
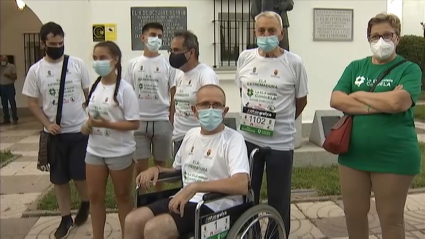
[226,204,286,239]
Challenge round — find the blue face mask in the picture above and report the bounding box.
[146,37,162,52]
[93,60,113,77]
[256,35,279,53]
[198,108,224,131]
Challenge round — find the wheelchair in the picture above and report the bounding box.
[135,146,287,239]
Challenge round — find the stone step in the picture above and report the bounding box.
[294,138,338,168]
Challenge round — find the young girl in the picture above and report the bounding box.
[81,41,140,239]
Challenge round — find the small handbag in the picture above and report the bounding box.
[323,59,407,154]
[37,55,69,171]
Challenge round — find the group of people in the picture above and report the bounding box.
[20,10,422,239]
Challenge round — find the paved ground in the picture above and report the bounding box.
[1,118,425,239]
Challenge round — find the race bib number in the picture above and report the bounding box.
[201,214,230,239]
[240,107,276,137]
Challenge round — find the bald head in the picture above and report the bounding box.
[192,84,229,132]
[197,84,226,105]
[0,55,8,62]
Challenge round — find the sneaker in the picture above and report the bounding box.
[74,201,89,226]
[54,216,74,239]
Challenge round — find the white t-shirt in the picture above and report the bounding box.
[173,63,220,141]
[22,56,91,133]
[86,80,140,157]
[124,55,177,121]
[235,49,309,150]
[173,126,250,212]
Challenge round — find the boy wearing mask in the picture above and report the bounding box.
[124,22,177,191]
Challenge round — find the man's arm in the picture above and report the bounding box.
[169,66,178,124]
[27,97,51,128]
[156,166,179,174]
[83,88,89,101]
[294,59,308,119]
[190,173,249,195]
[78,59,91,101]
[295,96,307,119]
[23,67,51,128]
[169,86,176,124]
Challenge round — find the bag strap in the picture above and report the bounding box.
[369,59,407,92]
[55,55,69,125]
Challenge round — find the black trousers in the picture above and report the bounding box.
[246,141,293,238]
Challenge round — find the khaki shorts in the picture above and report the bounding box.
[135,120,173,161]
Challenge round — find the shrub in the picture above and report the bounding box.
[396,35,425,90]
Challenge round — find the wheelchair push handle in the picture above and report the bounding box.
[249,146,271,159]
[258,146,271,154]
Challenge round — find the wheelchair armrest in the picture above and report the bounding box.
[202,192,229,202]
[157,170,182,182]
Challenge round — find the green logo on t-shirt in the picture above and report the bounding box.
[247,88,254,97]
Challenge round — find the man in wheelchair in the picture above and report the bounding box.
[125,84,250,239]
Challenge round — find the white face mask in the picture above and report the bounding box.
[370,38,395,60]
[145,37,162,52]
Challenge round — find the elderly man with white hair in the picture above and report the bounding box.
[235,11,309,238]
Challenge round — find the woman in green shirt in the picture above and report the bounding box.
[330,13,422,239]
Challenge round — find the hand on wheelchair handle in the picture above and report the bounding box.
[135,167,160,190]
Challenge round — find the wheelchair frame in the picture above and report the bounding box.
[135,146,286,239]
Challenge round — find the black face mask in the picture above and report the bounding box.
[169,52,189,69]
[46,46,65,60]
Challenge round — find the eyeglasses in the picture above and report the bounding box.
[196,102,225,110]
[168,49,189,54]
[369,32,395,42]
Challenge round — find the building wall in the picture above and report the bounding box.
[0,0,42,108]
[401,0,425,36]
[21,0,386,122]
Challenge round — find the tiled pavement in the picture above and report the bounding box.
[1,118,425,239]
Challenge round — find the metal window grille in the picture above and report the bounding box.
[24,33,44,75]
[213,0,255,68]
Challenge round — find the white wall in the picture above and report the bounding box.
[24,0,386,123]
[401,0,425,36]
[0,0,42,108]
